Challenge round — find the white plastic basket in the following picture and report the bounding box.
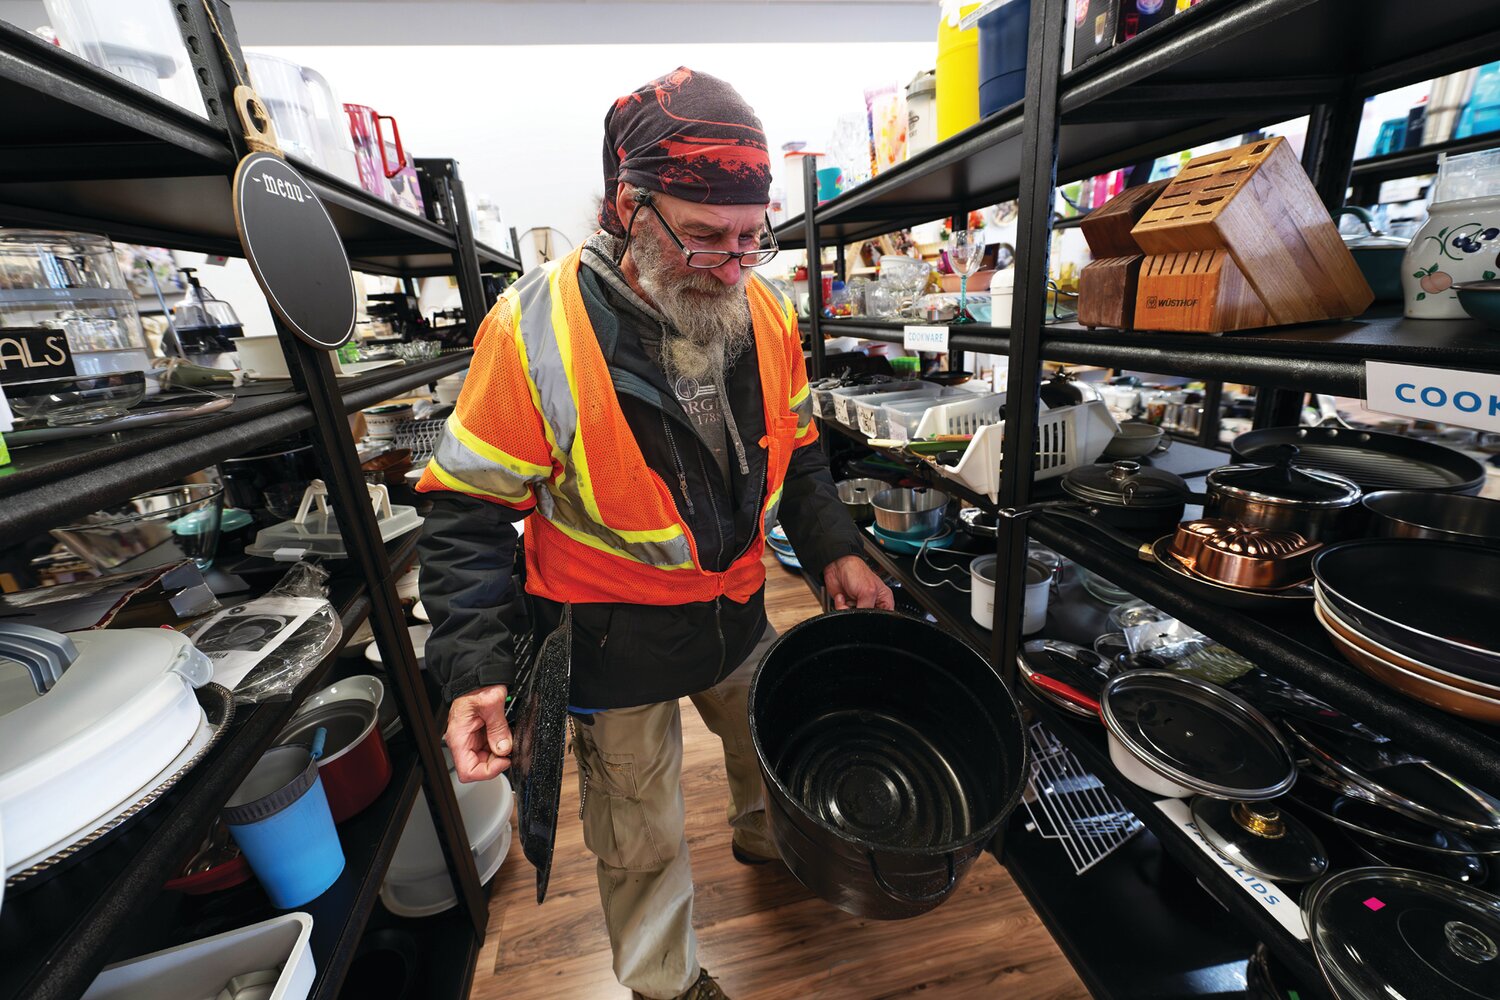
[894,392,1007,442]
[853,384,945,437]
[931,400,1119,500]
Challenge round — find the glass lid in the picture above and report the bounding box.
[1101,670,1297,799]
[1064,460,1191,508]
[1208,444,1361,506]
[1018,639,1109,720]
[1190,795,1329,883]
[1307,867,1500,1000]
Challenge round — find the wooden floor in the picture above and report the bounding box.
[471,554,1087,1000]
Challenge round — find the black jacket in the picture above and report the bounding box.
[418,262,862,708]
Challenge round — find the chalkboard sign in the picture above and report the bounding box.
[0,327,75,384]
[232,152,356,350]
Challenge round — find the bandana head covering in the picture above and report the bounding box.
[600,67,771,235]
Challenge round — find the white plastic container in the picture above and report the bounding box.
[933,400,1118,501]
[829,381,920,427]
[380,754,512,918]
[82,912,315,1000]
[852,383,944,437]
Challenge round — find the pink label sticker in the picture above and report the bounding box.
[1363,897,1386,911]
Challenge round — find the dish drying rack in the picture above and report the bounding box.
[390,416,448,465]
[1022,722,1142,876]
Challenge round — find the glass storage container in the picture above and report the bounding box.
[0,230,153,381]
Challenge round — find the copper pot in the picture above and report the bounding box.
[1168,519,1320,590]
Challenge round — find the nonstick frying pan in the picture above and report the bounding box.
[1231,424,1485,495]
[1312,540,1500,681]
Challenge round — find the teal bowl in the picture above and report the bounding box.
[1454,281,1500,330]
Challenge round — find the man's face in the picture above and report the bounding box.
[620,190,768,292]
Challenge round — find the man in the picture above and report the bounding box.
[416,68,892,1000]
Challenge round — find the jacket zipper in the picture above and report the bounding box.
[659,413,695,516]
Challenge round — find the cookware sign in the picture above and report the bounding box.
[232,152,357,350]
[1366,361,1500,433]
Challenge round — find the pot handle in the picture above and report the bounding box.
[1027,673,1102,717]
[868,850,957,905]
[1029,503,1159,561]
[0,623,78,695]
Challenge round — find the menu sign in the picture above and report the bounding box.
[0,327,75,384]
[232,151,356,351]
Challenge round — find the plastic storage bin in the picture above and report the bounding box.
[932,400,1118,500]
[978,0,1030,117]
[852,383,946,437]
[911,392,1008,439]
[829,381,921,427]
[82,912,315,1000]
[380,752,512,917]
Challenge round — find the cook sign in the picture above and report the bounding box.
[1365,361,1500,433]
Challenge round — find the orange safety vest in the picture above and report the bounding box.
[415,245,817,606]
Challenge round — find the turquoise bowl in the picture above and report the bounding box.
[1454,280,1500,330]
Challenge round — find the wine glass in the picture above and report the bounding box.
[949,229,985,324]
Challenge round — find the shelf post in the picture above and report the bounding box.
[186,1,490,941]
[994,0,1069,684]
[417,158,497,322]
[802,155,826,381]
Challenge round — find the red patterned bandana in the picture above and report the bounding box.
[599,67,771,236]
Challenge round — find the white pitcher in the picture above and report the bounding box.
[1402,150,1500,319]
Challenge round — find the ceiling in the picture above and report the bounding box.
[226,0,937,45]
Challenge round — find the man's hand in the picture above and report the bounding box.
[445,684,512,782]
[823,554,895,610]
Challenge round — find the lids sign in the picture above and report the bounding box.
[1366,361,1500,433]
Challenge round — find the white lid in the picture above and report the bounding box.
[0,629,210,868]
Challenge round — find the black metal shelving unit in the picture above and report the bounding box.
[0,3,512,998]
[791,1,1500,995]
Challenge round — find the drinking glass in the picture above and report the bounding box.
[950,229,985,324]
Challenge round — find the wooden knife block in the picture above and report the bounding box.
[1078,180,1169,329]
[1130,137,1373,333]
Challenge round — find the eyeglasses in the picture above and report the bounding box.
[617,198,779,269]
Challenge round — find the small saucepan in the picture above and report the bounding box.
[1203,444,1364,543]
[276,675,392,823]
[1362,490,1500,549]
[1058,460,1194,535]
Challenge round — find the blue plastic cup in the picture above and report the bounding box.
[224,745,345,908]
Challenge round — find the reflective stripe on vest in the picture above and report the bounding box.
[515,262,696,569]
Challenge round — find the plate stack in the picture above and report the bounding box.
[766,524,801,570]
[1312,541,1500,722]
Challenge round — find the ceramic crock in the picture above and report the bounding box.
[1402,194,1500,318]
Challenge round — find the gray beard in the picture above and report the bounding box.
[631,223,753,386]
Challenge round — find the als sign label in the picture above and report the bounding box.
[0,327,75,384]
[1366,361,1500,433]
[232,152,356,351]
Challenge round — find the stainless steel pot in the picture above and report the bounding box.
[872,487,949,537]
[836,478,888,526]
[1204,444,1363,542]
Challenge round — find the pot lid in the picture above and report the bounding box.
[1307,867,1500,1000]
[1208,445,1361,507]
[1101,671,1297,800]
[1064,460,1190,508]
[1291,774,1500,857]
[1284,717,1500,837]
[1019,640,1109,719]
[1190,796,1329,883]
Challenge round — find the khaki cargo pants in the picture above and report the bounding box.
[569,625,779,999]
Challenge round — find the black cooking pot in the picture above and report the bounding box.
[1059,460,1193,533]
[750,610,1027,920]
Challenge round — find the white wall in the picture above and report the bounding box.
[247,41,934,245]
